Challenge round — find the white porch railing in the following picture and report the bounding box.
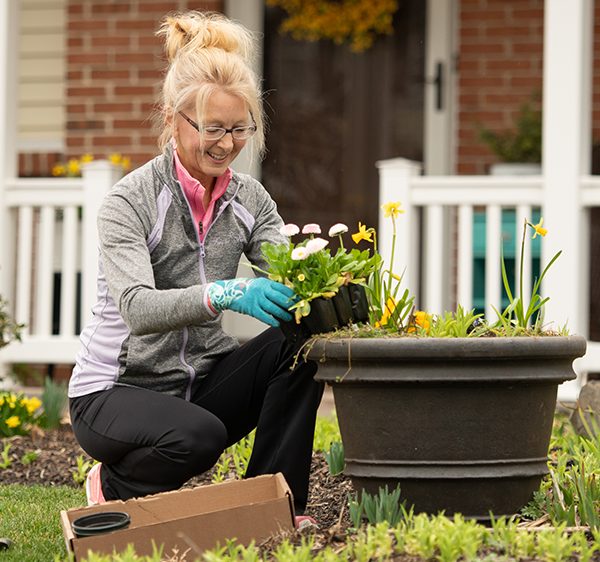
[1,156,598,403]
[0,160,265,383]
[378,158,600,402]
[0,161,121,367]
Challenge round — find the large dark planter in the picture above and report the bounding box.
[309,336,586,519]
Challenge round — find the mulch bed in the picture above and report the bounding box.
[6,428,596,561]
[1,425,355,555]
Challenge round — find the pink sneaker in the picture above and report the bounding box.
[85,463,106,506]
[295,515,318,529]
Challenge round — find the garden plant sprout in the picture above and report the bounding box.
[497,217,561,332]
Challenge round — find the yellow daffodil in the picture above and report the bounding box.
[414,310,431,332]
[5,415,20,429]
[352,222,374,244]
[80,153,94,164]
[23,396,42,415]
[67,158,81,176]
[52,164,66,177]
[375,297,396,327]
[121,156,131,171]
[530,218,548,239]
[382,201,404,219]
[109,153,122,166]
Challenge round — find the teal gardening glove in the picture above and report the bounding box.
[206,278,295,327]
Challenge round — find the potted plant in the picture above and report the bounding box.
[0,296,23,351]
[479,99,542,176]
[256,222,380,339]
[0,296,24,390]
[300,205,586,519]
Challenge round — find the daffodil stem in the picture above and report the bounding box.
[387,218,397,303]
[519,219,526,326]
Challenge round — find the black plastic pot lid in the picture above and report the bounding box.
[72,511,130,537]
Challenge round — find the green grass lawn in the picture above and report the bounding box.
[0,484,85,562]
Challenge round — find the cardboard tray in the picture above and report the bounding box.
[61,473,295,560]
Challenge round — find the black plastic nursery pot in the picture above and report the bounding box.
[309,335,587,519]
[280,286,370,344]
[279,297,339,344]
[347,284,369,323]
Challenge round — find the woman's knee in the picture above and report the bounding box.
[172,414,228,472]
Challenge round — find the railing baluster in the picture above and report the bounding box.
[35,205,55,336]
[457,205,473,310]
[60,206,77,336]
[485,205,502,322]
[423,205,444,314]
[16,205,33,335]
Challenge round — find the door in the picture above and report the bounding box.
[262,2,426,234]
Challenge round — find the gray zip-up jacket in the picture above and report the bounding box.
[69,144,286,400]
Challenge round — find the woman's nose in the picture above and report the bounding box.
[217,132,234,150]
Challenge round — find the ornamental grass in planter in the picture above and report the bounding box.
[282,204,585,520]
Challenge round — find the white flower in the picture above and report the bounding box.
[291,247,309,260]
[302,223,321,235]
[328,223,348,237]
[306,237,329,254]
[280,223,300,237]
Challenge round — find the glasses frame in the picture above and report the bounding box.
[178,111,257,142]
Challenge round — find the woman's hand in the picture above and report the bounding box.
[207,278,295,327]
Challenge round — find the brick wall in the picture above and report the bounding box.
[457,0,600,175]
[18,153,63,178]
[457,0,544,175]
[65,0,224,170]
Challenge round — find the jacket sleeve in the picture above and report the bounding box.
[97,190,216,336]
[241,178,287,275]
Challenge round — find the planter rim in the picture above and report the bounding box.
[308,334,586,361]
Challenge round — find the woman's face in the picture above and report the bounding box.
[174,89,251,187]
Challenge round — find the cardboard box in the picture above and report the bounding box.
[60,473,295,560]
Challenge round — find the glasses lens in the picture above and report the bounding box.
[202,127,225,141]
[232,127,256,141]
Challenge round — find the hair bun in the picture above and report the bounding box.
[158,11,254,64]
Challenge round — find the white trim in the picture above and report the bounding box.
[0,0,19,334]
[17,138,65,152]
[424,0,457,175]
[542,0,592,338]
[224,0,264,181]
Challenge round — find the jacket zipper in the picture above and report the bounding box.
[198,221,206,259]
[177,179,241,400]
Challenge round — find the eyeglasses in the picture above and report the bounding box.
[178,111,257,141]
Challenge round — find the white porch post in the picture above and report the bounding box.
[80,162,121,329]
[224,0,263,181]
[0,1,19,385]
[0,1,18,298]
[542,0,593,399]
[377,158,421,304]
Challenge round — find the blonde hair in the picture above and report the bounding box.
[156,11,265,161]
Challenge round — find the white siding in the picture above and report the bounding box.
[18,0,65,151]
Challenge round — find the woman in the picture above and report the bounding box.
[68,11,323,523]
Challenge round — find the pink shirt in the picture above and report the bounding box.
[173,147,232,240]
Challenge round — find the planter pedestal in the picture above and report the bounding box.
[309,336,586,519]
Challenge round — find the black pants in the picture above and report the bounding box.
[69,328,323,512]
